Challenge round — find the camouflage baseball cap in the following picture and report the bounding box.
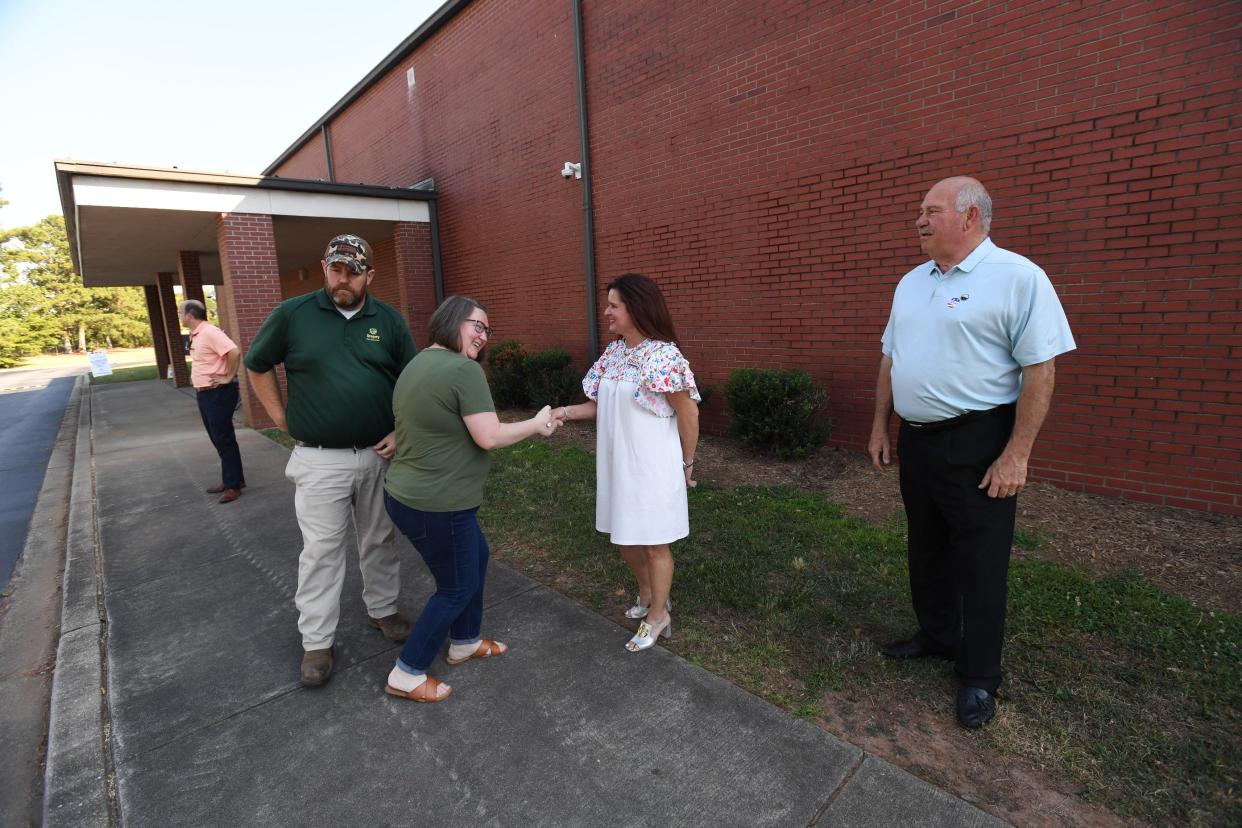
[323,234,372,274]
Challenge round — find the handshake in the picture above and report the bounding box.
[535,405,567,435]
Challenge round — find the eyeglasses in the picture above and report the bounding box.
[466,319,492,337]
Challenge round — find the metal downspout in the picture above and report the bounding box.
[572,0,599,358]
[321,124,335,182]
[429,197,446,305]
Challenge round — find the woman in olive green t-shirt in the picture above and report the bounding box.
[381,296,560,703]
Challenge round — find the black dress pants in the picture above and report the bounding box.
[196,382,244,490]
[897,405,1017,693]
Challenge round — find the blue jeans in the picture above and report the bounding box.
[384,493,489,672]
[196,382,244,489]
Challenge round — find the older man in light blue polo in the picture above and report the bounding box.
[868,176,1075,730]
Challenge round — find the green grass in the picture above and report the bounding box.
[89,360,191,385]
[1012,526,1049,550]
[481,441,1241,827]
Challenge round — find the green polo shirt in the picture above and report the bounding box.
[385,348,496,512]
[244,289,417,447]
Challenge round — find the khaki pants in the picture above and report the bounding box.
[285,446,401,650]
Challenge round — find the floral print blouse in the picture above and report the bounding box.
[583,339,701,418]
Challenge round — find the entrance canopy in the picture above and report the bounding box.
[55,161,434,287]
[52,160,441,418]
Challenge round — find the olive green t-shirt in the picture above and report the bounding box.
[243,290,416,447]
[384,348,496,512]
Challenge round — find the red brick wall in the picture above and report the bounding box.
[277,0,590,362]
[368,237,402,310]
[275,136,330,182]
[272,0,1241,514]
[393,222,438,348]
[217,213,284,429]
[177,251,205,308]
[278,265,320,300]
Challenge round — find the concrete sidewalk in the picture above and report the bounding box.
[45,379,1008,827]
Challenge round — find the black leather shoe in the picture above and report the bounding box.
[957,687,997,729]
[881,634,955,660]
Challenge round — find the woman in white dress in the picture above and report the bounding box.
[555,274,700,652]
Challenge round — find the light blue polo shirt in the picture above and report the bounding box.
[881,238,1076,423]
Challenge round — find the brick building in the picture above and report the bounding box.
[61,0,1241,514]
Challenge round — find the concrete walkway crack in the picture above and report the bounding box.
[806,751,866,826]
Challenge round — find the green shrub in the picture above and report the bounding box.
[486,340,529,408]
[525,347,579,407]
[724,367,829,459]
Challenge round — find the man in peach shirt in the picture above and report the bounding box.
[180,299,245,503]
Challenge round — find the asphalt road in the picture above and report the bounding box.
[0,357,84,827]
[0,362,82,592]
[0,349,153,825]
[0,350,156,591]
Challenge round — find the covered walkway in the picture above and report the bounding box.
[55,161,441,426]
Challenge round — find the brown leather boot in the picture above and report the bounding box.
[300,647,333,687]
[368,612,411,642]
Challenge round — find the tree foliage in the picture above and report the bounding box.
[0,214,152,367]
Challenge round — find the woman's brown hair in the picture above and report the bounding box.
[606,273,679,344]
[427,295,488,362]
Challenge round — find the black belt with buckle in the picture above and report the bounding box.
[294,441,369,451]
[903,403,1014,434]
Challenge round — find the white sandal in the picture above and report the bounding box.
[624,596,672,620]
[626,614,672,652]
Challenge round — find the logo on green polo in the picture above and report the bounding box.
[366,327,381,342]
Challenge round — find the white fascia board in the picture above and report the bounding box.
[71,176,430,223]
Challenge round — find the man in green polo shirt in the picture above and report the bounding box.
[244,233,418,687]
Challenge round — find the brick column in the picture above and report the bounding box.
[217,212,283,429]
[393,221,436,348]
[177,250,206,309]
[155,272,191,387]
[143,284,171,381]
[214,277,236,342]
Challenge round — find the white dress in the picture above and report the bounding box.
[583,339,701,546]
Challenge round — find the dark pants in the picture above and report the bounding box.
[897,405,1017,693]
[384,493,489,673]
[196,382,244,489]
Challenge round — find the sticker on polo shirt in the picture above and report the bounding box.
[947,293,970,309]
[366,327,381,342]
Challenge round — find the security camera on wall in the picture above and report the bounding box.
[561,162,582,180]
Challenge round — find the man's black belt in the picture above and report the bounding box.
[902,403,1014,434]
[294,441,370,451]
[195,381,238,393]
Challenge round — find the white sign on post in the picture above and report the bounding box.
[88,350,113,377]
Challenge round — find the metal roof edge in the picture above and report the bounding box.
[53,160,437,201]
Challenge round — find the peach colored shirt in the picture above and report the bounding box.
[188,322,239,389]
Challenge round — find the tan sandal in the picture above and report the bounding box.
[445,639,508,665]
[385,676,451,702]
